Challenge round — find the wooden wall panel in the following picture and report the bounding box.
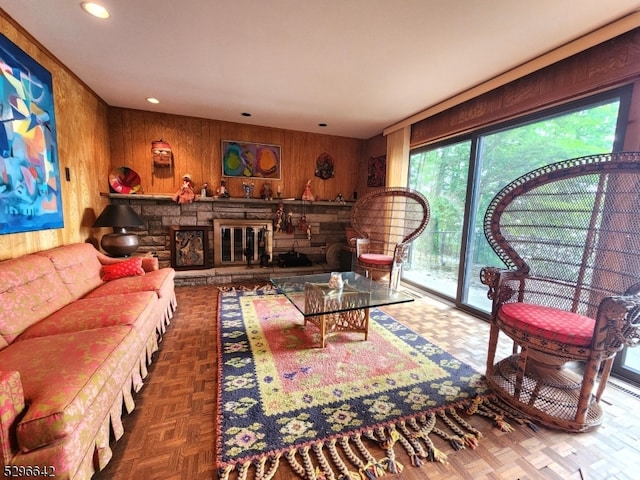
[1,11,377,262]
[0,13,111,261]
[108,108,366,202]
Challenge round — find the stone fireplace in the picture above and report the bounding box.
[103,194,353,285]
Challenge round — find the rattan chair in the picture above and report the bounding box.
[480,152,640,432]
[350,187,430,289]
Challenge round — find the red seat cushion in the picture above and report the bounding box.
[498,303,595,347]
[359,253,393,265]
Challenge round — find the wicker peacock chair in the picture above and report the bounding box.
[350,187,430,289]
[480,151,640,432]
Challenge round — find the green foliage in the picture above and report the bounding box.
[407,98,621,302]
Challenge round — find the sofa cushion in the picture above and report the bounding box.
[101,257,145,281]
[101,254,159,272]
[36,243,104,300]
[0,254,73,345]
[85,268,175,300]
[17,291,158,341]
[0,326,141,452]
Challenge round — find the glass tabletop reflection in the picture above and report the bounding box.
[270,271,414,317]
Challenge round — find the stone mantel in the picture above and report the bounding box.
[103,192,354,207]
[101,193,354,280]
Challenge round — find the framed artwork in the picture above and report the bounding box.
[0,34,64,234]
[170,226,209,270]
[222,140,281,179]
[367,155,386,187]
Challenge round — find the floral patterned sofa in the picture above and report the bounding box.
[0,242,176,479]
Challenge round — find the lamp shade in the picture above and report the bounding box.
[93,204,144,228]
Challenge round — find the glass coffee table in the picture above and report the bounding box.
[270,271,414,347]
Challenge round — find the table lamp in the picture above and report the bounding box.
[93,204,145,257]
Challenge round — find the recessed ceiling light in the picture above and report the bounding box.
[241,112,252,117]
[146,97,160,104]
[318,123,328,127]
[81,2,111,19]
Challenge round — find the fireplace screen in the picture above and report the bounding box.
[213,219,273,267]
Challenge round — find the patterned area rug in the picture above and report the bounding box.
[216,288,518,480]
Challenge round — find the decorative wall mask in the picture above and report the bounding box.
[151,138,173,172]
[315,152,335,180]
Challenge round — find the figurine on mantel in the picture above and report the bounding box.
[260,181,273,200]
[217,180,230,198]
[242,181,255,199]
[200,182,211,198]
[302,180,315,201]
[175,173,195,204]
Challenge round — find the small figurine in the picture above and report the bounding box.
[217,180,230,198]
[273,202,285,232]
[328,272,344,289]
[302,179,315,201]
[175,173,195,204]
[242,182,255,199]
[261,182,273,200]
[200,182,209,198]
[298,214,308,232]
[286,211,294,234]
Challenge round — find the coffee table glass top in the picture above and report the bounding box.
[270,271,414,316]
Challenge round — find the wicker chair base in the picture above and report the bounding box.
[486,354,603,432]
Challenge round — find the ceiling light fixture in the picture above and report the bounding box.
[146,97,160,104]
[318,123,328,127]
[241,112,252,117]
[81,2,111,19]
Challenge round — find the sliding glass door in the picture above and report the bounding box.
[404,141,471,298]
[406,92,626,311]
[405,88,638,384]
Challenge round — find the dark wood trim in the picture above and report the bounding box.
[411,28,640,147]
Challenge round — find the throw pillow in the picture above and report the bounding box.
[101,257,145,281]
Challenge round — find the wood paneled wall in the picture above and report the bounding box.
[108,108,367,202]
[0,12,111,261]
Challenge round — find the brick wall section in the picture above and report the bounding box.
[107,194,353,270]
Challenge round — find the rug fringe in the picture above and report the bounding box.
[218,396,517,480]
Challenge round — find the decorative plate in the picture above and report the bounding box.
[109,167,142,194]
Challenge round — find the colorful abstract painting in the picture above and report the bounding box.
[222,140,281,179]
[0,33,63,234]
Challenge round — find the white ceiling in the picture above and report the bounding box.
[2,0,640,139]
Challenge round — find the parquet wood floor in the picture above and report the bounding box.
[93,285,640,480]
